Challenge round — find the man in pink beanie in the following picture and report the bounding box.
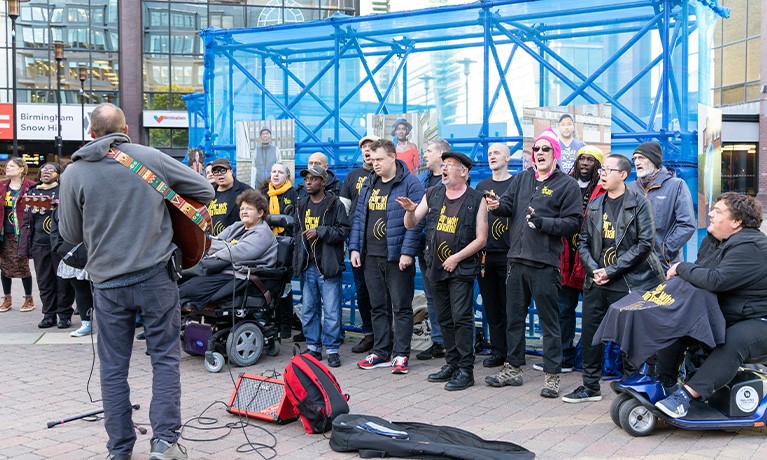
[483,127,582,398]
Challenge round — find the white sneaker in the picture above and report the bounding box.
[532,362,573,373]
[70,321,93,337]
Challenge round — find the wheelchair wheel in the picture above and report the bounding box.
[204,352,225,373]
[610,393,632,427]
[226,322,264,367]
[619,398,657,437]
[266,338,281,357]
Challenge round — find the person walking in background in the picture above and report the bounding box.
[19,162,75,329]
[0,158,36,313]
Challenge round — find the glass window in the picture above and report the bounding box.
[745,82,761,103]
[747,0,760,37]
[150,128,172,148]
[745,38,760,82]
[721,143,757,196]
[720,41,745,87]
[721,2,746,44]
[721,85,745,105]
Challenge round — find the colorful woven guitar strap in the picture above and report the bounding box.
[107,148,209,231]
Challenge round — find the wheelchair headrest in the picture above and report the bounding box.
[267,213,294,230]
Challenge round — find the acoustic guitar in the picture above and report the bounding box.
[167,198,212,269]
[21,194,59,214]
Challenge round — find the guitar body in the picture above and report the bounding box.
[167,198,212,269]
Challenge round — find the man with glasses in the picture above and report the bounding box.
[484,128,581,398]
[206,158,253,236]
[627,142,695,272]
[561,154,663,403]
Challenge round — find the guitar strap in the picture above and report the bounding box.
[106,147,209,232]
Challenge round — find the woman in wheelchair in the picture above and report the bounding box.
[654,193,767,418]
[179,189,277,311]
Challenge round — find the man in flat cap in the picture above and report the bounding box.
[398,151,488,391]
[206,158,253,236]
[627,141,695,272]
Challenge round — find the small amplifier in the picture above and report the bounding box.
[228,374,299,424]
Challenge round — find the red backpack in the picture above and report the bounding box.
[283,353,350,433]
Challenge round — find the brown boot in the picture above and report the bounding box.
[20,296,35,312]
[0,295,11,312]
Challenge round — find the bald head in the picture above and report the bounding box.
[90,103,127,138]
[307,152,329,169]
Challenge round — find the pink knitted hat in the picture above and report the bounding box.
[533,128,561,160]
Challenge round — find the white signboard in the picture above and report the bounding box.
[16,103,97,141]
[143,111,189,128]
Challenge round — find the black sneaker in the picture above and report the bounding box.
[327,353,341,368]
[149,438,187,460]
[38,317,56,329]
[57,318,72,329]
[445,369,474,391]
[280,325,292,339]
[304,350,322,361]
[482,354,505,368]
[136,332,146,340]
[416,343,445,360]
[427,364,458,383]
[561,385,602,403]
[106,452,132,460]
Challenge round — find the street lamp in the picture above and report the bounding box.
[53,39,64,162]
[419,74,434,108]
[7,0,30,158]
[456,58,475,123]
[78,65,87,146]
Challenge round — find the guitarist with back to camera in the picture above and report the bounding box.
[58,103,214,460]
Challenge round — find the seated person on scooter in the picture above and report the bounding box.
[179,189,278,310]
[655,192,767,418]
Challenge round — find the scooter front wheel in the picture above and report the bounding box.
[610,393,632,427]
[619,399,657,437]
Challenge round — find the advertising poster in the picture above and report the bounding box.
[235,119,296,188]
[367,112,437,175]
[697,104,722,228]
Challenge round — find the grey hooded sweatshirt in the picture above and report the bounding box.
[58,133,214,285]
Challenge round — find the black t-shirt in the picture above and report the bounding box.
[599,194,628,291]
[475,176,513,253]
[303,198,324,262]
[341,167,370,215]
[427,173,442,188]
[29,186,58,246]
[3,188,20,236]
[429,193,466,281]
[208,186,241,236]
[364,178,394,257]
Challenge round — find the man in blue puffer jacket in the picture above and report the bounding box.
[350,139,425,375]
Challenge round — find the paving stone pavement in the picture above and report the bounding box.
[2,278,767,459]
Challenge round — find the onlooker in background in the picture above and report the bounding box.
[0,158,36,313]
[207,158,253,236]
[557,114,586,173]
[484,128,582,398]
[392,118,419,174]
[296,152,341,200]
[399,151,488,391]
[261,162,297,338]
[350,139,424,375]
[414,138,451,361]
[562,154,662,403]
[293,165,350,367]
[250,126,279,187]
[474,143,514,368]
[340,134,380,354]
[533,145,605,374]
[20,162,75,328]
[628,142,695,272]
[204,163,216,185]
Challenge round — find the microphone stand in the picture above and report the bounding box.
[47,403,147,434]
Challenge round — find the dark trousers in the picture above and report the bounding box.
[71,278,93,321]
[506,263,562,373]
[31,244,74,320]
[93,270,182,455]
[364,255,414,359]
[432,277,475,371]
[352,264,373,336]
[581,286,627,390]
[558,286,581,368]
[417,255,442,344]
[657,318,767,400]
[477,251,507,358]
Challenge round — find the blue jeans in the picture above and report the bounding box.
[93,270,182,456]
[301,265,342,354]
[418,255,443,345]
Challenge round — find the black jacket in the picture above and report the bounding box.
[297,170,342,201]
[677,228,767,325]
[293,191,350,278]
[492,168,581,268]
[579,187,663,291]
[49,210,88,270]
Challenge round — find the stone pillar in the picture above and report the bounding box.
[119,1,143,145]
